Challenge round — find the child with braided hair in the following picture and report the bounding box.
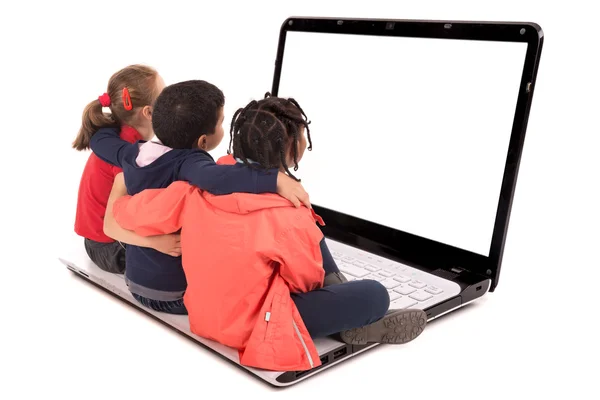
[106,94,427,371]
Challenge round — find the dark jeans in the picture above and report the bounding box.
[84,238,126,274]
[291,239,390,338]
[292,280,389,338]
[131,239,390,336]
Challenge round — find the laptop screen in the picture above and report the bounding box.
[277,31,528,257]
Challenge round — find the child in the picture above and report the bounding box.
[73,64,181,274]
[91,81,311,315]
[106,95,427,372]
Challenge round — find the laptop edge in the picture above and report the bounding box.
[61,17,543,387]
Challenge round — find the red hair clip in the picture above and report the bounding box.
[98,93,111,107]
[122,88,133,111]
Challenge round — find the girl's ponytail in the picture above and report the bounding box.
[73,99,117,151]
[73,64,159,151]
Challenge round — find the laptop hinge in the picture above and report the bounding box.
[449,266,466,274]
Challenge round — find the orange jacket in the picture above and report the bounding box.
[112,155,325,371]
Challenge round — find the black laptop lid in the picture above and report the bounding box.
[271,18,543,291]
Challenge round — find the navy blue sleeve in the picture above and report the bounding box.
[177,152,278,195]
[89,127,133,168]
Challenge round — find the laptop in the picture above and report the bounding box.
[58,17,543,387]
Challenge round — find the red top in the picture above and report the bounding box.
[74,125,142,243]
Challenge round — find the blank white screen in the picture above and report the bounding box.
[278,31,528,256]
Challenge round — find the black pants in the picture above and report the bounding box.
[84,238,126,274]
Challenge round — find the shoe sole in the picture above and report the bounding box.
[341,309,427,345]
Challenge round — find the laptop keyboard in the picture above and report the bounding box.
[326,239,461,311]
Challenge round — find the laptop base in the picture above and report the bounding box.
[58,233,488,386]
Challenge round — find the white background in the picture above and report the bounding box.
[280,32,527,255]
[1,0,598,399]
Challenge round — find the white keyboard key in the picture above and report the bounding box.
[378,270,395,278]
[345,275,356,282]
[352,260,367,268]
[409,280,427,289]
[364,254,376,262]
[381,279,400,290]
[332,251,343,258]
[342,256,355,263]
[394,284,416,295]
[389,292,401,302]
[363,264,380,272]
[339,263,370,278]
[409,291,433,302]
[425,286,443,295]
[364,274,384,282]
[393,275,411,283]
[390,297,418,309]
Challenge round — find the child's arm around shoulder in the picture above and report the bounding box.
[110,175,195,236]
[104,174,188,256]
[178,151,311,208]
[90,127,133,168]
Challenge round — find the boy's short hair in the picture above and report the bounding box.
[152,80,225,149]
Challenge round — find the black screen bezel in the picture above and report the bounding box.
[271,18,544,291]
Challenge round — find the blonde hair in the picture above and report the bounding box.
[73,64,160,151]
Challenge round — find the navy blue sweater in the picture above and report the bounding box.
[90,128,278,301]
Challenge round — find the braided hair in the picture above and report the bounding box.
[228,93,312,181]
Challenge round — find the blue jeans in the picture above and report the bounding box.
[291,239,390,338]
[292,280,389,338]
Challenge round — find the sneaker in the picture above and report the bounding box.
[323,271,349,286]
[340,309,427,345]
